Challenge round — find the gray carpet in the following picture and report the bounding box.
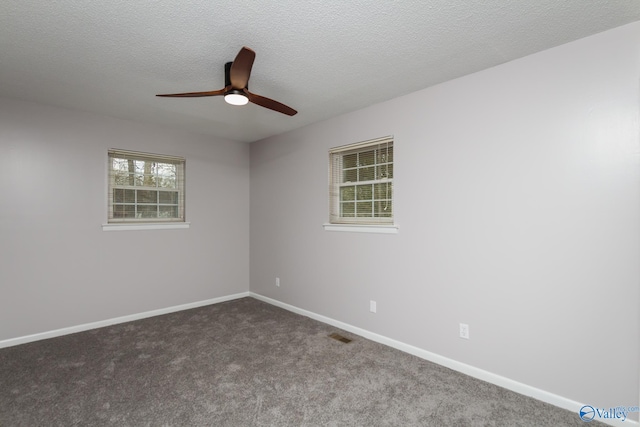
[0,297,602,426]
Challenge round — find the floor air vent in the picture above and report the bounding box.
[329,333,352,343]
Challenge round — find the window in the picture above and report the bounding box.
[107,150,185,224]
[328,136,393,226]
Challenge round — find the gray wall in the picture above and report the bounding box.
[250,23,639,411]
[0,98,250,340]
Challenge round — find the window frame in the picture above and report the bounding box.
[325,136,397,233]
[103,149,188,231]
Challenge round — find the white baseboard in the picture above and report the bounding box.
[250,292,638,427]
[0,292,250,349]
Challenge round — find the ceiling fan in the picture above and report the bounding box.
[156,46,297,116]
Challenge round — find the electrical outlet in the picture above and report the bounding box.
[276,277,280,287]
[459,323,469,339]
[370,300,377,313]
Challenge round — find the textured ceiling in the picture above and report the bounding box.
[1,1,639,143]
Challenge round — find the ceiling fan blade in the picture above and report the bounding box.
[245,90,297,116]
[230,47,256,89]
[156,89,225,97]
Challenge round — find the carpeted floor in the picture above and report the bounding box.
[0,297,603,426]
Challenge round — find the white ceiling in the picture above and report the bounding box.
[2,1,639,143]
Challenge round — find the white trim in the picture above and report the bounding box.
[108,148,185,163]
[102,222,191,231]
[329,135,393,153]
[323,223,398,234]
[249,292,637,427]
[0,292,249,349]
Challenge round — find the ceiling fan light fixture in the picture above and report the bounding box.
[224,90,249,106]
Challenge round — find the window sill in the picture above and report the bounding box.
[102,222,191,231]
[322,223,398,234]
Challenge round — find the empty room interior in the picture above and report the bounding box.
[1,1,639,426]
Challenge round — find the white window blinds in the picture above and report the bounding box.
[329,136,393,225]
